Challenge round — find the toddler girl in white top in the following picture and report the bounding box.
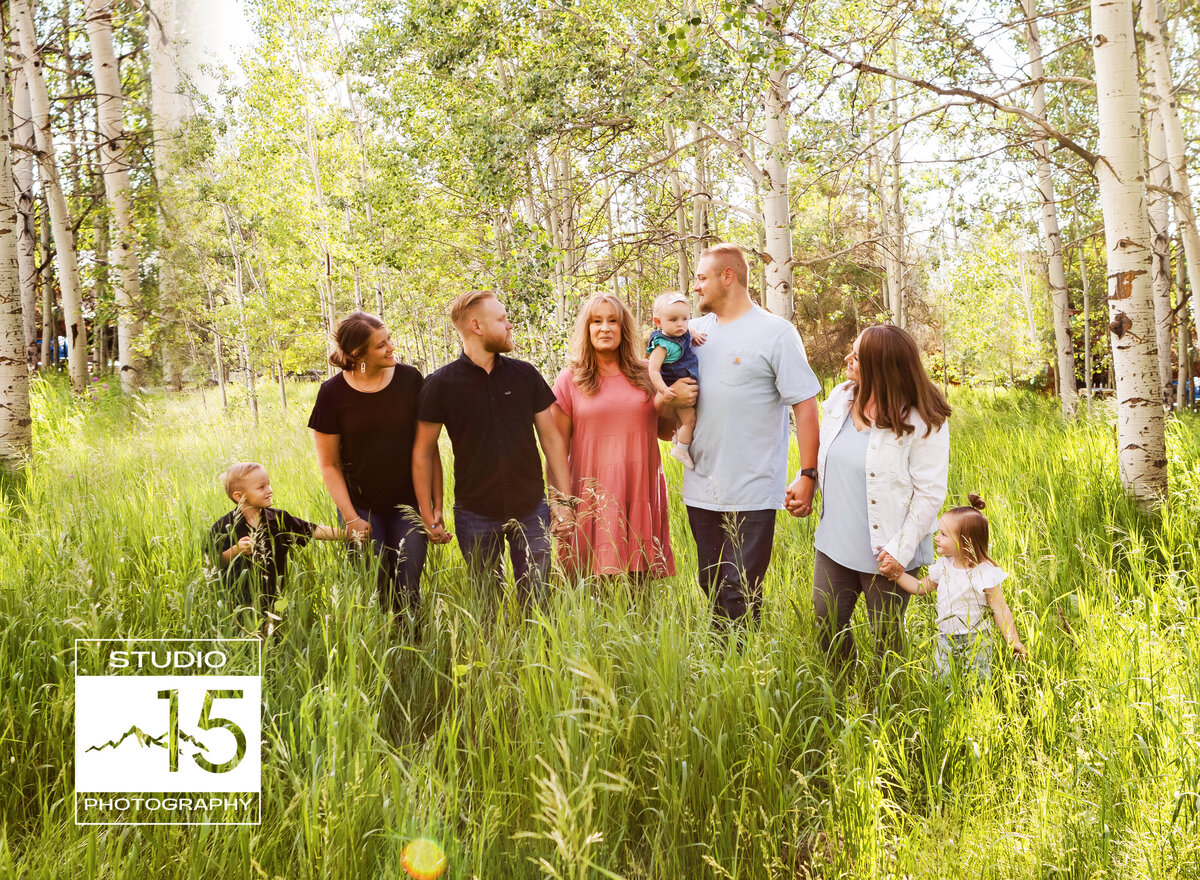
[879,495,1026,678]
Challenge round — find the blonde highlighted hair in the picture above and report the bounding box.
[220,462,266,501]
[449,289,497,329]
[568,295,655,398]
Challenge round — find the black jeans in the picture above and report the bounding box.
[454,501,552,605]
[685,506,777,627]
[811,550,914,662]
[348,506,429,616]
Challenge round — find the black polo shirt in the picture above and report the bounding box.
[418,352,556,519]
[205,507,316,604]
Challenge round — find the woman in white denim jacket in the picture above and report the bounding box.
[795,325,950,663]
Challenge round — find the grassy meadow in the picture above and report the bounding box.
[2,377,1200,879]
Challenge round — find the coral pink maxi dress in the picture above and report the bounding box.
[552,368,676,578]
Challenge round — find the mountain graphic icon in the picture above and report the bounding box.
[86,725,210,756]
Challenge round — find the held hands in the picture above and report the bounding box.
[784,476,815,517]
[877,551,903,580]
[549,501,575,539]
[428,511,453,545]
[344,515,372,540]
[419,511,453,544]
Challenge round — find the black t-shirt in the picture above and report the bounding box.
[418,352,556,519]
[206,507,316,601]
[307,365,423,513]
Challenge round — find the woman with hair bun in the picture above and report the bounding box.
[796,323,952,663]
[308,312,448,621]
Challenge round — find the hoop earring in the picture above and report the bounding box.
[359,361,366,374]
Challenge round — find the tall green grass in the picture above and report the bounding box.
[1,379,1198,878]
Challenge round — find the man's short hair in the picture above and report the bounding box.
[700,243,749,288]
[449,290,497,329]
[220,462,266,501]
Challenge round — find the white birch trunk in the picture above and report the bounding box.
[1091,0,1167,502]
[13,0,88,392]
[243,253,285,414]
[885,42,905,327]
[38,195,52,368]
[11,68,37,357]
[664,123,690,292]
[294,39,337,362]
[221,207,257,424]
[148,0,191,389]
[762,0,794,320]
[1142,0,1200,346]
[559,152,576,306]
[1071,201,1095,405]
[605,179,620,297]
[868,103,890,316]
[0,59,31,465]
[1177,239,1190,409]
[1022,0,1077,416]
[690,121,710,263]
[542,152,567,322]
[1017,255,1039,352]
[86,0,143,392]
[1146,108,1174,407]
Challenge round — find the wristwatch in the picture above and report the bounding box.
[797,467,818,480]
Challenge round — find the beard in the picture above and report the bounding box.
[483,331,514,354]
[696,281,726,314]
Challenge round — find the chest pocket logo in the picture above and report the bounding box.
[719,350,756,386]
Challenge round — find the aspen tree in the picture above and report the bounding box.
[760,0,793,320]
[86,0,144,392]
[1146,109,1175,407]
[11,68,37,357]
[1142,0,1200,346]
[1091,0,1167,502]
[0,58,31,465]
[1021,0,1077,416]
[12,0,88,392]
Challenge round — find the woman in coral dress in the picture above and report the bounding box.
[550,295,677,579]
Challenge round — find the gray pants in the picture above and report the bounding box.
[812,550,915,663]
[935,631,993,680]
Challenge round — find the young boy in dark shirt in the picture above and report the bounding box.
[207,462,347,633]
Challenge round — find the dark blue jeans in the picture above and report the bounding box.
[454,501,552,604]
[349,506,428,616]
[685,506,777,627]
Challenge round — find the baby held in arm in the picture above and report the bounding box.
[646,292,706,469]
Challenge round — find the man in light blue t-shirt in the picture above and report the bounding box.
[669,243,820,628]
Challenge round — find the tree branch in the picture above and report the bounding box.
[795,38,1100,169]
[694,120,764,180]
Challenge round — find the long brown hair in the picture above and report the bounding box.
[944,494,996,567]
[568,295,654,397]
[852,324,951,437]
